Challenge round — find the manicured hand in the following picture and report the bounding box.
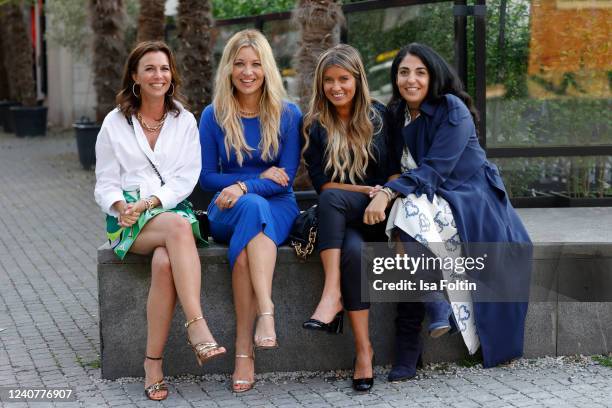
[119,203,141,227]
[215,184,244,210]
[260,166,289,187]
[368,185,384,198]
[363,192,389,225]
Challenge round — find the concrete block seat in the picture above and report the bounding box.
[98,208,612,379]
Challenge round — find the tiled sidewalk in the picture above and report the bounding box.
[0,130,611,408]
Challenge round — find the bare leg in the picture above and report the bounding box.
[348,310,374,379]
[232,249,256,391]
[143,247,175,398]
[310,248,344,323]
[245,232,277,345]
[130,213,224,356]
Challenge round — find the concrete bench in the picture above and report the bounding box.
[98,208,612,380]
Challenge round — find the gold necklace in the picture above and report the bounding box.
[137,112,167,132]
[239,108,259,117]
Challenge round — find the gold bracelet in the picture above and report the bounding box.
[381,187,396,201]
[237,181,248,195]
[144,197,155,211]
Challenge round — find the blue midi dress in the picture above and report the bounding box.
[198,103,302,269]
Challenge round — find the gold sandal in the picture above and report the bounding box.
[254,312,279,350]
[232,353,255,393]
[144,356,168,401]
[185,316,227,366]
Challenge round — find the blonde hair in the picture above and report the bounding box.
[303,44,381,184]
[212,29,286,166]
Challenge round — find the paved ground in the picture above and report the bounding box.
[0,129,611,408]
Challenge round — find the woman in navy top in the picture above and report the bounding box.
[198,29,301,393]
[365,43,531,380]
[302,44,389,392]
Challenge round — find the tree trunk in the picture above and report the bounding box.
[0,2,37,106]
[137,0,165,43]
[176,0,213,120]
[292,0,345,190]
[293,0,344,112]
[90,0,126,123]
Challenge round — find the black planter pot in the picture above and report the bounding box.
[0,101,19,133]
[73,120,101,170]
[10,106,47,137]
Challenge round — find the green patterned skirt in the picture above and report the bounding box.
[106,189,208,259]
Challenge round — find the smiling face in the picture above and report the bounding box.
[322,65,356,111]
[132,51,172,101]
[396,53,429,109]
[231,46,264,98]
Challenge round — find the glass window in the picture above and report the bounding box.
[486,0,611,147]
[262,19,300,103]
[347,2,454,103]
[493,156,611,199]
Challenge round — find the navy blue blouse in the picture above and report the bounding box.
[303,102,389,193]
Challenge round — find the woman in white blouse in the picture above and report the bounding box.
[94,41,225,401]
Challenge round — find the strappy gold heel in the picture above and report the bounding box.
[232,352,255,393]
[185,316,226,366]
[254,312,279,350]
[144,356,168,401]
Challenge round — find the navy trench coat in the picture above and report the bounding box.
[385,94,532,368]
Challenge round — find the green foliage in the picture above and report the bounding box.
[593,354,612,368]
[212,0,296,19]
[45,0,91,59]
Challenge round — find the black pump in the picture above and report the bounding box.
[302,311,344,334]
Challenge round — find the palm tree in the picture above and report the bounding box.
[292,0,344,189]
[0,1,36,107]
[176,0,214,120]
[293,0,344,112]
[136,0,166,42]
[90,0,126,122]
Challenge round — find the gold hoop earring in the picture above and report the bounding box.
[167,83,174,97]
[132,83,140,98]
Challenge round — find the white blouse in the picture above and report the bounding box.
[94,103,201,217]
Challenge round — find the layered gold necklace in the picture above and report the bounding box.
[137,112,167,132]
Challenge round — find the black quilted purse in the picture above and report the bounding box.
[289,205,318,260]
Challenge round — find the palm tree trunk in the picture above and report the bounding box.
[0,2,37,106]
[293,0,344,112]
[90,0,126,122]
[176,0,213,120]
[137,0,166,42]
[292,0,344,190]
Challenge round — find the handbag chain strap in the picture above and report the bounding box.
[291,226,317,259]
[127,115,165,186]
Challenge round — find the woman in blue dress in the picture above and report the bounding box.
[365,43,532,379]
[198,29,301,393]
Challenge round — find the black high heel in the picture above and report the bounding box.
[302,311,344,334]
[352,353,375,392]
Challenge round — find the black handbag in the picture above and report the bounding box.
[289,205,318,260]
[193,209,211,240]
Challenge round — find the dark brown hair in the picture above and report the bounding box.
[116,41,187,118]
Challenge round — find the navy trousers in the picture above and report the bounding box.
[317,188,387,311]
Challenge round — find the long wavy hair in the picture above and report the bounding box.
[212,29,286,166]
[387,43,479,134]
[303,44,381,184]
[116,41,187,118]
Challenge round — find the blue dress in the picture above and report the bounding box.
[386,94,532,368]
[199,102,302,269]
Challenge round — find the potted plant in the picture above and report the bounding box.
[0,2,46,137]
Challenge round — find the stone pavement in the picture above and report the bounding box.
[0,129,610,408]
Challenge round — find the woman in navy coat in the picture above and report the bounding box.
[364,43,532,379]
